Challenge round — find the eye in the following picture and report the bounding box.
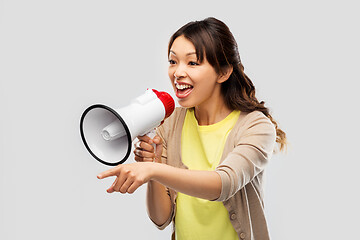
[189,61,199,66]
[168,59,176,65]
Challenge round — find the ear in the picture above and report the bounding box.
[217,65,233,84]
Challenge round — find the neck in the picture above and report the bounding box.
[194,96,232,126]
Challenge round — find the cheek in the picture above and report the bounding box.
[167,68,172,77]
[192,71,218,88]
[192,65,217,81]
[168,68,175,81]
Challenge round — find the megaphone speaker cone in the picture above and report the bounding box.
[80,104,132,166]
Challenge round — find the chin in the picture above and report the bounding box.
[177,99,195,109]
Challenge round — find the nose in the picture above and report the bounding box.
[173,63,187,80]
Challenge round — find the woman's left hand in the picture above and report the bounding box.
[97,162,154,194]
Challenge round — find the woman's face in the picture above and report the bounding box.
[168,35,223,109]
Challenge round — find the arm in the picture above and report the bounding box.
[133,134,222,200]
[151,163,221,200]
[97,161,221,226]
[146,179,172,228]
[135,134,173,228]
[97,131,222,217]
[97,154,222,199]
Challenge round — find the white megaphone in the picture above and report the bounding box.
[80,89,175,166]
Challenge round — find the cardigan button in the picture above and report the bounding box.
[240,232,246,239]
[230,213,236,220]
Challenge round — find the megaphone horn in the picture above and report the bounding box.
[80,89,175,166]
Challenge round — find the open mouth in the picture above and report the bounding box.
[175,83,193,98]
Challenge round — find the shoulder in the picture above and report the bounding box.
[237,110,274,129]
[234,110,276,142]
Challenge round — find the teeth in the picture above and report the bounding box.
[176,84,192,90]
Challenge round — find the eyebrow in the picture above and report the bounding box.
[169,50,197,56]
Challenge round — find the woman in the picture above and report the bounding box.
[97,17,287,240]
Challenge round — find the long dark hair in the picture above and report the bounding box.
[168,17,287,152]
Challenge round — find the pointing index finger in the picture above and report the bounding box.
[97,167,119,179]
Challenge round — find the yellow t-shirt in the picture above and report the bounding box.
[175,108,240,240]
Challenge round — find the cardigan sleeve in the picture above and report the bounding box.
[214,111,276,202]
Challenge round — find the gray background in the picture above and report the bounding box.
[1,0,359,239]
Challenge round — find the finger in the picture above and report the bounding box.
[113,171,128,193]
[137,135,153,144]
[134,156,154,162]
[127,180,143,194]
[107,177,118,193]
[97,167,119,179]
[134,155,143,162]
[119,177,134,194]
[154,142,163,163]
[152,135,163,145]
[134,149,155,158]
[134,140,154,152]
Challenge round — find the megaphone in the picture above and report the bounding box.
[80,89,175,166]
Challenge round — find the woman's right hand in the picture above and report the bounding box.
[134,134,163,163]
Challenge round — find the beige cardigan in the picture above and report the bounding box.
[155,107,276,240]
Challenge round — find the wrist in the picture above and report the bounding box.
[149,162,162,181]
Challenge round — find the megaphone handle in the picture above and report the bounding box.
[145,129,157,156]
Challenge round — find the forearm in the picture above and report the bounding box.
[151,163,222,200]
[146,180,172,227]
